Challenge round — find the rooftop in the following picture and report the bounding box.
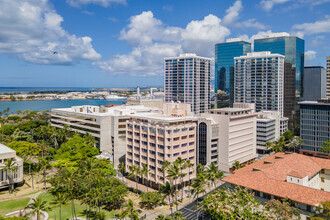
[235,51,284,59]
[0,143,15,155]
[222,153,330,206]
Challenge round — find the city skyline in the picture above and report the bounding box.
[1,0,330,87]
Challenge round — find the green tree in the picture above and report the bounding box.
[140,163,150,192]
[118,162,126,175]
[167,162,180,211]
[161,181,175,216]
[128,165,140,190]
[175,157,186,201]
[320,140,330,153]
[120,199,142,220]
[205,163,223,187]
[173,211,186,220]
[139,191,163,209]
[264,199,301,219]
[50,192,68,220]
[38,158,51,191]
[25,196,49,220]
[231,161,245,172]
[189,174,206,206]
[185,159,193,192]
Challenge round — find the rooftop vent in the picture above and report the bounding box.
[284,152,293,154]
[253,167,264,172]
[275,156,284,159]
[263,161,274,164]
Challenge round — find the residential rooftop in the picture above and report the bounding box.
[222,152,330,206]
[0,143,15,154]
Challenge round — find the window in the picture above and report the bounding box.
[321,177,325,183]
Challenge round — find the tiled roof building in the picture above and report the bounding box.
[222,152,330,212]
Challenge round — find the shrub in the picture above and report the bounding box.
[139,192,164,209]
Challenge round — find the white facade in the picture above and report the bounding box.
[50,105,160,167]
[164,53,211,114]
[207,103,257,172]
[234,51,285,117]
[0,144,23,189]
[256,111,288,149]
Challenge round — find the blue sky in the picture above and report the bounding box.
[0,0,330,87]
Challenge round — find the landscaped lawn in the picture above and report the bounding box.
[39,193,118,220]
[0,198,30,216]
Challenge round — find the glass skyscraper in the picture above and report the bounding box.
[215,39,251,107]
[254,34,305,99]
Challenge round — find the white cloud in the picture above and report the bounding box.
[292,16,330,37]
[66,0,126,8]
[97,11,230,76]
[305,50,317,61]
[260,0,290,11]
[222,0,242,25]
[222,0,266,30]
[0,0,100,65]
[162,5,173,12]
[238,30,274,50]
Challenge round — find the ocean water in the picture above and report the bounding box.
[0,87,93,94]
[0,99,126,113]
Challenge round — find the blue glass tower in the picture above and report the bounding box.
[254,36,305,99]
[215,40,251,107]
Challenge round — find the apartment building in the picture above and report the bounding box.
[125,103,197,189]
[222,153,330,212]
[234,51,285,117]
[0,144,23,189]
[207,103,257,172]
[50,105,160,167]
[299,99,330,157]
[327,57,330,98]
[164,53,211,114]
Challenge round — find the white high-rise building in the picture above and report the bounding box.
[234,52,284,117]
[164,53,211,114]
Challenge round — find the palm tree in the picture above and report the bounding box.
[197,163,205,175]
[141,163,150,192]
[231,161,244,172]
[50,192,68,220]
[161,160,170,184]
[120,199,142,220]
[189,174,206,206]
[128,165,140,190]
[118,162,126,175]
[175,157,186,201]
[205,163,223,188]
[161,181,175,216]
[266,136,286,153]
[167,162,180,211]
[185,159,193,192]
[26,196,49,220]
[2,158,17,194]
[38,158,51,191]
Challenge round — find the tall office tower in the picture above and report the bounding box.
[164,53,211,114]
[327,56,330,98]
[215,38,251,107]
[234,52,284,117]
[304,66,327,101]
[254,33,304,125]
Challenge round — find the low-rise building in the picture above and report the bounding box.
[50,105,160,167]
[0,144,23,189]
[256,111,288,154]
[222,152,330,212]
[126,103,196,189]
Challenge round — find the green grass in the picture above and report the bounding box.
[0,198,30,216]
[38,193,118,220]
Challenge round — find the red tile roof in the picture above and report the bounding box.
[222,152,330,206]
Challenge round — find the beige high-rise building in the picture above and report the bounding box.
[327,56,330,98]
[126,103,197,189]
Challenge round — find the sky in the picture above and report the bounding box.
[0,0,330,88]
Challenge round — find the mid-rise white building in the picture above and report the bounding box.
[50,105,160,167]
[164,53,211,114]
[0,144,23,189]
[234,51,284,117]
[207,103,258,172]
